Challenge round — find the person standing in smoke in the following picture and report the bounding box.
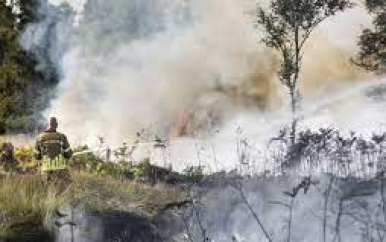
[34,117,73,187]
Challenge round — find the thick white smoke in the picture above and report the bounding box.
[22,0,384,172]
[19,2,386,241]
[42,0,265,146]
[23,0,370,141]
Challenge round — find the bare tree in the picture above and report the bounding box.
[257,0,352,144]
[231,182,273,242]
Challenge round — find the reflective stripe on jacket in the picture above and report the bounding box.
[35,131,72,171]
[41,155,67,171]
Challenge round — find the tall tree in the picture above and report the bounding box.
[257,0,351,144]
[0,0,25,133]
[357,0,385,73]
[0,0,53,134]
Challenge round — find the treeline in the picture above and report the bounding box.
[0,0,58,134]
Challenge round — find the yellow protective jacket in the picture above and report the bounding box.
[34,131,73,172]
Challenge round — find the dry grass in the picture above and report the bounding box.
[0,171,187,239]
[0,174,66,238]
[69,171,187,217]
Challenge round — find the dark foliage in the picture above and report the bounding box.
[0,0,58,134]
[356,0,386,73]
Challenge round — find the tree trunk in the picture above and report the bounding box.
[289,88,297,145]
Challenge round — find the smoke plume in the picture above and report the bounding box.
[22,0,376,155]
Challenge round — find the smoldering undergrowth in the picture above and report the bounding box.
[171,128,386,242]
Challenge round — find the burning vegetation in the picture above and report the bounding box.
[0,0,385,241]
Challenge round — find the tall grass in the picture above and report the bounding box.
[69,171,187,217]
[0,174,67,239]
[0,171,187,239]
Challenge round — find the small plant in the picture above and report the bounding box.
[183,165,204,183]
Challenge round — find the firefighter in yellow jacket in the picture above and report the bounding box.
[34,117,73,185]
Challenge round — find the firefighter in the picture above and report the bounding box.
[34,117,73,187]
